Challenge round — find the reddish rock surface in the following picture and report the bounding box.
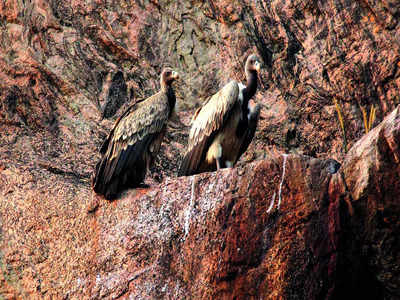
[0,0,399,299]
[1,107,399,299]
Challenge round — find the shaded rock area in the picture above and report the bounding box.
[0,0,399,299]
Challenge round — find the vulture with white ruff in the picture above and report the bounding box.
[93,68,179,199]
[179,54,261,176]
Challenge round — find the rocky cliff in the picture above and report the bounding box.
[0,0,399,299]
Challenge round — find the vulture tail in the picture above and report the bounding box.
[92,135,155,200]
[178,138,208,177]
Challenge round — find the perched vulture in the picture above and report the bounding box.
[179,54,261,176]
[92,68,179,200]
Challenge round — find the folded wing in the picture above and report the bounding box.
[179,81,239,176]
[92,94,169,199]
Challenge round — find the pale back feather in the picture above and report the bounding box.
[188,80,239,152]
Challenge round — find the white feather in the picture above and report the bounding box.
[238,83,246,105]
[216,143,222,158]
[247,102,257,120]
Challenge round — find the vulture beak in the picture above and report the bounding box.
[254,61,261,72]
[172,71,179,80]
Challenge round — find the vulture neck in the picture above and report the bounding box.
[242,70,258,104]
[236,70,257,137]
[162,83,176,115]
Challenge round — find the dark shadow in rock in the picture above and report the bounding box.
[102,71,128,119]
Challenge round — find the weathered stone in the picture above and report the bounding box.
[0,0,399,299]
[1,107,399,298]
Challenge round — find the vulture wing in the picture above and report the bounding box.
[93,92,170,198]
[179,81,239,176]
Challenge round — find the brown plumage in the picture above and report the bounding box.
[179,54,261,176]
[92,68,179,199]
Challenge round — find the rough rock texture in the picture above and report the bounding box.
[1,0,400,164]
[1,107,399,299]
[0,0,399,299]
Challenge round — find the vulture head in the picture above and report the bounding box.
[161,67,179,90]
[245,54,261,78]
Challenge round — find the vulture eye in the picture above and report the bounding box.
[165,71,171,76]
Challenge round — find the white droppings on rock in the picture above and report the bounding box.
[267,191,276,213]
[183,176,196,239]
[265,154,288,213]
[277,154,288,210]
[198,181,217,217]
[181,171,232,239]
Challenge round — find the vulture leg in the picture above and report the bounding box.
[216,157,225,170]
[216,158,221,170]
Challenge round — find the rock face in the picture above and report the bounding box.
[1,108,399,299]
[0,0,399,299]
[1,0,400,163]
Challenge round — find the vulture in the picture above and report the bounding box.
[92,68,179,200]
[179,54,261,176]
